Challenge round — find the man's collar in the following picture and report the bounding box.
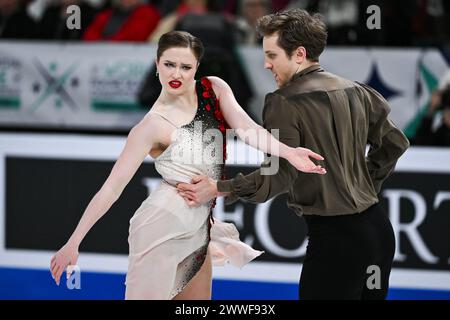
[290,64,323,83]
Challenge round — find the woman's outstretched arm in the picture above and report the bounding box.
[50,114,161,285]
[209,76,326,174]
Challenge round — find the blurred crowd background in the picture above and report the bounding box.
[1,0,450,146]
[2,0,450,46]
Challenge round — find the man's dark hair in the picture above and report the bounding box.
[256,8,327,62]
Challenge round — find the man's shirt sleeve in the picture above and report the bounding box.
[217,93,301,204]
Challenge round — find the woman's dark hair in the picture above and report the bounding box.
[156,31,204,63]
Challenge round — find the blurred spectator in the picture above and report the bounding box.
[37,0,98,40]
[148,0,209,43]
[383,0,416,46]
[284,0,450,47]
[288,0,362,45]
[83,0,160,41]
[234,0,271,45]
[221,0,237,15]
[152,0,181,17]
[174,2,254,114]
[27,0,52,21]
[413,88,450,146]
[411,0,450,47]
[270,0,289,12]
[137,0,254,118]
[287,0,391,45]
[221,0,282,15]
[0,0,37,39]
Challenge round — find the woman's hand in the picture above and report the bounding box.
[286,147,327,174]
[50,242,79,286]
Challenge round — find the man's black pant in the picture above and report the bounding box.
[299,203,395,300]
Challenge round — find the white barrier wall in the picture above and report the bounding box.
[0,132,449,293]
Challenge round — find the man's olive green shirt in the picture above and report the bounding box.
[217,65,410,216]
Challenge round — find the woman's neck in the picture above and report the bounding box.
[158,82,197,110]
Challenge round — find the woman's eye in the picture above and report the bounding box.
[182,66,192,70]
[164,63,175,67]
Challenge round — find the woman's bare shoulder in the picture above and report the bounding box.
[140,100,171,125]
[130,105,177,145]
[207,76,232,97]
[138,111,164,130]
[207,76,227,88]
[128,108,165,139]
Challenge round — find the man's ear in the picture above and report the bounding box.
[295,46,307,64]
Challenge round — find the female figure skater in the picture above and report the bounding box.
[50,31,326,299]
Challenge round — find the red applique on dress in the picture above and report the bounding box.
[199,77,229,215]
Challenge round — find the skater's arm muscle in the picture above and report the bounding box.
[68,115,160,247]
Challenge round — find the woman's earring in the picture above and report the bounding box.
[156,70,159,77]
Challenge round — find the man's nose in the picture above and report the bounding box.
[264,61,272,69]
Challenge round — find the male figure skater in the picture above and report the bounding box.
[177,9,410,299]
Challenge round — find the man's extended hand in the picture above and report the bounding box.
[177,175,221,207]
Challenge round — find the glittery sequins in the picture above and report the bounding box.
[156,78,225,298]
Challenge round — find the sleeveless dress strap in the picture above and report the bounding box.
[150,111,180,128]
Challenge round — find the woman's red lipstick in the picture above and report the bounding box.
[169,80,182,89]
